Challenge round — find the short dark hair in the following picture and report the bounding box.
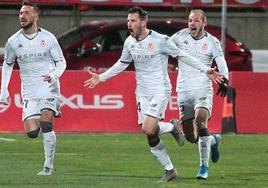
[128,7,148,21]
[22,0,39,14]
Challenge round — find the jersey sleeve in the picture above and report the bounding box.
[0,63,14,103]
[119,39,133,63]
[162,37,209,73]
[170,31,181,47]
[211,37,229,78]
[215,56,229,79]
[211,37,224,58]
[49,36,66,78]
[4,41,16,65]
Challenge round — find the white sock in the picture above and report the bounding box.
[158,122,174,135]
[210,135,216,146]
[150,140,174,171]
[42,131,56,169]
[198,136,211,167]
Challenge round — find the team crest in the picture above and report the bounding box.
[148,43,153,50]
[202,43,208,51]
[40,40,46,47]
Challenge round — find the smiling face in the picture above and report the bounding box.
[188,10,207,39]
[127,13,147,40]
[19,5,38,32]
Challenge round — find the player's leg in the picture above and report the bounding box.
[142,116,177,182]
[37,98,60,176]
[22,99,41,139]
[177,92,197,143]
[157,93,185,146]
[194,88,213,180]
[138,95,177,182]
[181,118,198,143]
[38,109,56,176]
[195,107,210,180]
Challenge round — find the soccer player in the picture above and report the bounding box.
[170,9,229,180]
[0,1,66,175]
[84,7,223,182]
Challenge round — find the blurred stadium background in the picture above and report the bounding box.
[0,0,268,187]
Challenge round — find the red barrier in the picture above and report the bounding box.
[230,72,268,134]
[0,71,224,133]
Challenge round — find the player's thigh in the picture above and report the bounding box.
[22,99,41,132]
[177,91,195,123]
[136,93,170,125]
[194,88,213,119]
[39,97,61,122]
[142,115,159,135]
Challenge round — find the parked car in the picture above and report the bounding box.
[0,20,253,71]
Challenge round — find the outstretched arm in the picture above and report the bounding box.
[206,67,224,85]
[214,56,229,97]
[84,60,130,89]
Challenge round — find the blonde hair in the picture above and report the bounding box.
[189,9,207,22]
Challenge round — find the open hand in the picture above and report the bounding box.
[84,71,101,88]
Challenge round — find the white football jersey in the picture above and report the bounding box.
[171,28,226,92]
[4,28,66,99]
[120,30,176,96]
[100,30,210,96]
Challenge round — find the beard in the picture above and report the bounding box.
[134,27,142,41]
[20,20,34,30]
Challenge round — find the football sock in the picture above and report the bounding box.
[158,122,174,135]
[150,140,174,171]
[198,136,211,167]
[42,131,56,169]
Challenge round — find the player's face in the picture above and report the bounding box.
[127,13,143,40]
[19,5,38,30]
[188,11,206,39]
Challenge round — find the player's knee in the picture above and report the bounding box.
[198,128,210,137]
[40,121,53,133]
[27,128,40,138]
[142,124,159,137]
[147,135,160,147]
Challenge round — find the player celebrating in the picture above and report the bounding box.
[170,9,229,179]
[0,1,66,175]
[84,7,223,182]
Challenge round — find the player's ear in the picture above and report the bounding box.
[141,19,147,28]
[35,13,39,20]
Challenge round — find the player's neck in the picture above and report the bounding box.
[139,29,149,40]
[23,25,38,35]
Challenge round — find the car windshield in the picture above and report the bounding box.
[58,27,96,48]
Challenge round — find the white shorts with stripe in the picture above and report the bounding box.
[22,97,61,122]
[177,88,213,123]
[136,92,171,125]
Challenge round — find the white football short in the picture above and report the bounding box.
[136,92,171,125]
[22,97,61,122]
[177,88,213,123]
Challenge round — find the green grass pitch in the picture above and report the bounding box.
[0,133,268,188]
